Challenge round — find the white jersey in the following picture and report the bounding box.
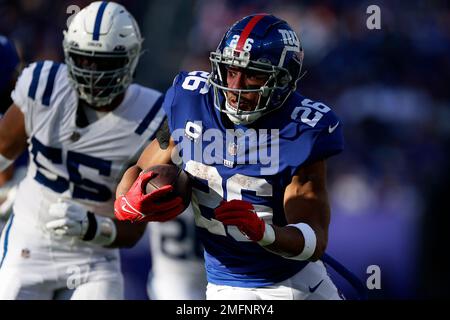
[11,61,164,225]
[0,61,165,299]
[147,204,207,300]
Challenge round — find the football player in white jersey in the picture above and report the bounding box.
[0,1,166,299]
[147,203,207,300]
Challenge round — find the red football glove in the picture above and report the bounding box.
[214,199,265,242]
[114,171,184,222]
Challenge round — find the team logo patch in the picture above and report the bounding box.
[227,142,239,156]
[223,159,234,168]
[278,29,300,49]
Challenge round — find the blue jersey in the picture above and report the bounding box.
[162,71,344,287]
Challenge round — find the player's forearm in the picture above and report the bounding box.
[0,104,28,160]
[136,137,175,169]
[107,219,147,248]
[116,138,175,199]
[264,195,330,261]
[265,223,327,261]
[0,132,22,163]
[0,165,14,186]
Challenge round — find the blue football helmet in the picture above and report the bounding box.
[209,14,304,125]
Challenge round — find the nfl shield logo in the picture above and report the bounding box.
[228,142,238,156]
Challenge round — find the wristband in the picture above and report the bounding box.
[257,223,276,246]
[0,154,13,172]
[82,212,97,241]
[285,223,317,261]
[82,213,117,246]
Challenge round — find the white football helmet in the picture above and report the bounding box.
[63,1,143,107]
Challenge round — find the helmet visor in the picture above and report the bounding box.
[210,51,290,116]
[63,41,136,107]
[68,52,129,100]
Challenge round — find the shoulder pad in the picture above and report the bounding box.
[11,61,63,109]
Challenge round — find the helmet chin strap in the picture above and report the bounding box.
[225,101,263,125]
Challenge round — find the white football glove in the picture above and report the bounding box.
[45,198,117,246]
[46,199,89,238]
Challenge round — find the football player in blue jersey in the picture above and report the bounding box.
[115,14,345,300]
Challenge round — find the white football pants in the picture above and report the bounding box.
[0,214,123,300]
[206,260,342,300]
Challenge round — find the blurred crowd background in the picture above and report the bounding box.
[1,0,449,299]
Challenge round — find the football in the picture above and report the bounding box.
[143,164,192,209]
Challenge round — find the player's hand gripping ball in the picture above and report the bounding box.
[114,165,191,222]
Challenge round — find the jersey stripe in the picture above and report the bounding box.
[135,94,164,135]
[0,214,14,269]
[93,1,108,41]
[28,62,44,100]
[42,62,60,106]
[236,14,268,51]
